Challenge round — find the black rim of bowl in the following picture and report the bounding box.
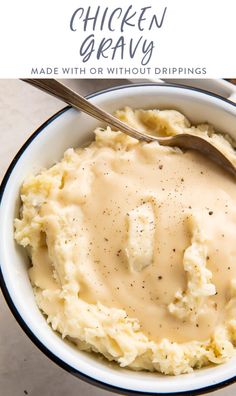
[1,82,236,396]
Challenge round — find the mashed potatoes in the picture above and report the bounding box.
[14,108,236,375]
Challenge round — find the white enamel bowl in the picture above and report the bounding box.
[1,84,236,395]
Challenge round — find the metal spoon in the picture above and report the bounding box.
[21,79,236,178]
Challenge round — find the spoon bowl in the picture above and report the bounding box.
[22,79,236,179]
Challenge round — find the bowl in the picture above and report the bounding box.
[1,83,236,395]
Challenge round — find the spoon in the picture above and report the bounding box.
[21,79,236,178]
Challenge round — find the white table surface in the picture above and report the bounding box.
[0,79,235,396]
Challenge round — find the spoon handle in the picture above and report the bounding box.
[21,79,151,142]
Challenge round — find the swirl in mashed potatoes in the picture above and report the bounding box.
[15,108,236,375]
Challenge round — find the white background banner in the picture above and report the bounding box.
[0,0,235,78]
